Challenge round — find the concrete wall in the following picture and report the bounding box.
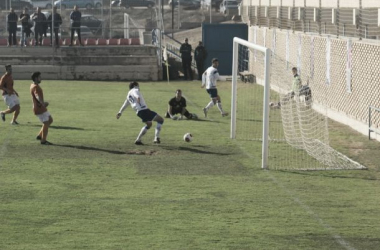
[0,46,161,81]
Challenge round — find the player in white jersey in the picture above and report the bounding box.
[116,81,164,145]
[201,58,228,117]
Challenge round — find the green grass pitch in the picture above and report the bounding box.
[0,80,379,249]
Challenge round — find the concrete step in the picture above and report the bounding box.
[0,55,158,66]
[0,45,157,57]
[10,65,160,81]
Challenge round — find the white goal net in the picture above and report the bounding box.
[231,36,366,170]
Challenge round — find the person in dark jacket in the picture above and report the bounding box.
[19,8,31,47]
[48,7,62,47]
[70,5,83,46]
[194,41,208,80]
[179,38,193,80]
[32,7,46,46]
[7,8,18,47]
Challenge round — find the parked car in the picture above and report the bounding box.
[74,26,94,38]
[29,0,53,9]
[54,0,102,10]
[111,0,120,7]
[0,0,34,11]
[119,0,155,9]
[81,14,102,34]
[168,0,200,9]
[219,0,239,14]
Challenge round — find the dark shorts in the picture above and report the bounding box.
[137,109,157,123]
[206,88,218,98]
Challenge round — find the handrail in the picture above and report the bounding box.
[368,105,380,140]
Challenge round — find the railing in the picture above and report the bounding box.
[368,106,380,139]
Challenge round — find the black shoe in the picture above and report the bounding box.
[1,112,5,122]
[11,121,19,125]
[154,138,161,144]
[36,135,42,140]
[135,140,144,145]
[41,141,53,145]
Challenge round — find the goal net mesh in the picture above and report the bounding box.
[234,33,365,170]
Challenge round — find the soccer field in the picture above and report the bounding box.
[0,80,379,249]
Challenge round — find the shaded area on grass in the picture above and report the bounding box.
[54,144,126,155]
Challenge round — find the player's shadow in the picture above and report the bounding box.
[28,124,85,130]
[54,144,126,155]
[162,145,231,155]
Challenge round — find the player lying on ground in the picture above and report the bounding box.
[116,81,164,145]
[165,89,196,120]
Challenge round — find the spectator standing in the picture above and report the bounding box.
[194,41,208,80]
[7,8,18,47]
[19,8,31,47]
[179,38,193,80]
[0,65,21,125]
[32,7,46,46]
[70,5,83,46]
[48,7,62,47]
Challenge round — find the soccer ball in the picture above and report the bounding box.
[183,133,193,142]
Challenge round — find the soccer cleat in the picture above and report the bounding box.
[222,112,229,117]
[36,135,42,140]
[41,141,53,145]
[153,138,161,144]
[11,121,19,125]
[203,108,208,118]
[1,112,5,122]
[134,140,144,145]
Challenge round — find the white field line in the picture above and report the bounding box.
[236,142,357,250]
[184,90,356,250]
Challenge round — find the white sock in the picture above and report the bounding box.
[136,126,148,141]
[217,102,224,113]
[205,101,214,110]
[155,123,162,139]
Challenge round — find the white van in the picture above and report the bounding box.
[29,0,53,9]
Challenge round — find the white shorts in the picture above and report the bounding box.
[3,94,20,109]
[36,111,51,123]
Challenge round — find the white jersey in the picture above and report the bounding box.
[119,87,148,114]
[202,66,220,89]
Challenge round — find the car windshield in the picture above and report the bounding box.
[225,1,238,6]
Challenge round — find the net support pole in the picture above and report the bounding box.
[231,39,239,139]
[262,47,271,169]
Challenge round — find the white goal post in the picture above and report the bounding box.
[231,37,271,169]
[230,36,366,171]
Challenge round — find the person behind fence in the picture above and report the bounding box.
[19,8,31,47]
[48,7,62,47]
[70,5,83,46]
[32,7,46,46]
[179,38,193,81]
[287,67,311,102]
[194,41,208,80]
[7,8,18,47]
